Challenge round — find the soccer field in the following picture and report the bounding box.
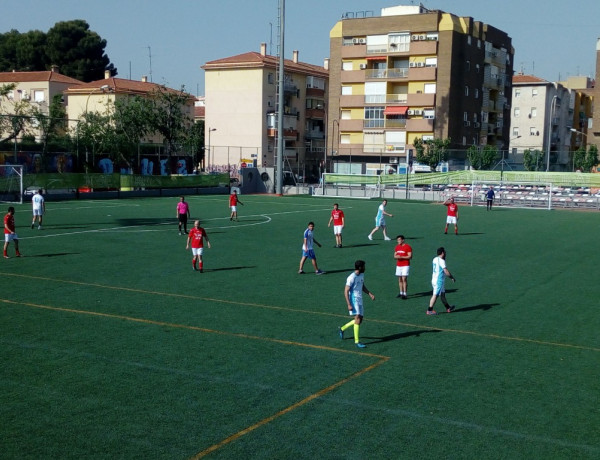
[1,195,599,459]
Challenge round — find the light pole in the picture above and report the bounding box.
[501,135,521,182]
[331,119,339,172]
[569,128,587,171]
[207,127,216,171]
[546,95,558,172]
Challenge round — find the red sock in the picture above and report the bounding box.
[199,261,203,270]
[192,259,196,268]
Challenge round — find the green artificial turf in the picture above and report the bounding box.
[1,195,598,459]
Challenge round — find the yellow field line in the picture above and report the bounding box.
[0,296,389,457]
[191,357,389,459]
[2,271,598,353]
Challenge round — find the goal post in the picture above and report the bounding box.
[470,180,553,210]
[0,165,24,204]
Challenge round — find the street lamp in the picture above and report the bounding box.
[546,95,558,172]
[206,127,217,171]
[85,84,112,114]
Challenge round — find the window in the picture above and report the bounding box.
[340,134,351,144]
[34,90,45,103]
[475,64,480,73]
[532,88,538,96]
[342,61,353,71]
[388,33,410,52]
[268,73,274,84]
[467,36,472,45]
[306,76,325,89]
[473,113,478,123]
[364,106,384,128]
[425,57,437,67]
[366,34,389,54]
[514,107,520,117]
[529,127,536,135]
[515,89,521,97]
[474,88,479,99]
[423,108,435,119]
[7,90,14,100]
[364,82,386,103]
[464,86,469,96]
[463,112,469,121]
[531,107,537,117]
[364,132,385,152]
[341,86,352,95]
[341,110,351,120]
[424,83,436,94]
[512,127,519,137]
[465,60,471,71]
[462,136,467,145]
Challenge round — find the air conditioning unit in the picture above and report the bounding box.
[418,34,426,40]
[352,38,360,44]
[411,34,420,41]
[473,122,480,128]
[414,109,422,115]
[409,62,417,68]
[358,38,366,44]
[407,110,415,116]
[389,157,398,164]
[417,62,425,67]
[359,64,367,70]
[464,121,471,127]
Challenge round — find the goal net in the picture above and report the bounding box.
[468,180,553,210]
[312,173,382,199]
[0,165,24,204]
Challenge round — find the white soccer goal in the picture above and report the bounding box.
[469,180,553,210]
[0,165,24,204]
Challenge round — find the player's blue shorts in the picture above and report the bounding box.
[302,249,316,259]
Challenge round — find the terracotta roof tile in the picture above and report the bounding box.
[63,77,194,99]
[0,70,83,85]
[194,106,205,118]
[512,74,549,84]
[203,51,328,77]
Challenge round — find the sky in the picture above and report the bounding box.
[1,0,599,96]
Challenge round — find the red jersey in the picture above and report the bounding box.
[4,213,14,234]
[446,203,458,217]
[188,227,208,248]
[331,209,345,226]
[229,194,238,206]
[395,243,412,267]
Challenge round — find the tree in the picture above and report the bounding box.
[26,94,67,160]
[583,145,598,172]
[76,111,115,172]
[467,145,481,170]
[45,20,116,82]
[480,144,498,170]
[573,146,586,171]
[0,84,29,144]
[183,121,205,170]
[523,149,544,171]
[145,86,194,157]
[414,137,451,171]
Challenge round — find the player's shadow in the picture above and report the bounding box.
[322,268,354,274]
[29,252,80,257]
[343,243,374,248]
[408,288,458,299]
[43,226,88,230]
[363,329,442,344]
[455,232,484,236]
[452,303,499,313]
[204,266,256,272]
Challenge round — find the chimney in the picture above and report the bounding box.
[104,70,111,79]
[260,42,267,56]
[51,65,59,73]
[141,75,148,83]
[324,58,330,71]
[293,50,299,63]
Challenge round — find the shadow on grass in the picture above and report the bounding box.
[455,232,484,236]
[408,289,458,299]
[343,243,377,248]
[320,268,354,274]
[204,266,256,272]
[41,226,88,230]
[453,302,499,313]
[363,329,442,344]
[28,252,80,257]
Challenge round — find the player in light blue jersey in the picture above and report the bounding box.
[368,199,393,241]
[298,222,324,274]
[338,260,375,348]
[427,247,456,315]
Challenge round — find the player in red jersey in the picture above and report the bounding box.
[327,203,345,248]
[3,206,21,258]
[443,197,459,235]
[394,234,412,299]
[186,220,211,272]
[229,190,244,221]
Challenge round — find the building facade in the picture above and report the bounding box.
[202,44,329,178]
[328,4,513,173]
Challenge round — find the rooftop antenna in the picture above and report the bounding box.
[147,46,153,82]
[269,22,273,55]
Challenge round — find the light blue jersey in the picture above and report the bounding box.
[431,256,446,294]
[303,227,314,250]
[346,271,365,315]
[375,203,386,226]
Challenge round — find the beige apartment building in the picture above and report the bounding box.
[0,67,82,142]
[328,4,514,173]
[203,44,328,177]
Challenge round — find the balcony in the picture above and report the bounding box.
[341,70,366,83]
[267,128,299,139]
[339,119,365,132]
[340,95,366,108]
[385,119,407,129]
[406,118,434,132]
[407,92,435,106]
[408,66,437,81]
[408,40,438,55]
[341,44,367,58]
[387,93,408,104]
[365,68,408,80]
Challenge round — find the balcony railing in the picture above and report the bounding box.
[385,119,407,129]
[365,68,408,79]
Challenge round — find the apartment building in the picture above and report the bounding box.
[202,44,329,176]
[590,38,600,150]
[0,67,82,141]
[328,4,513,173]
